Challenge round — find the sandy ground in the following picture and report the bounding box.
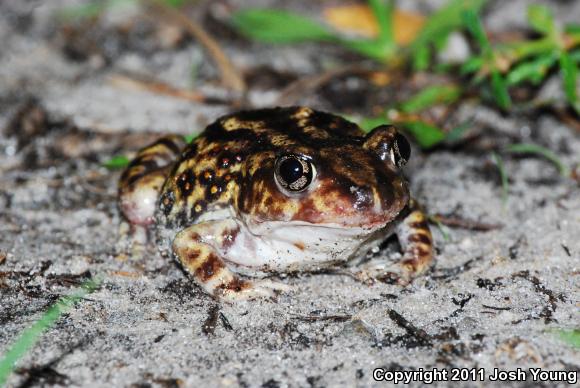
[0,0,579,387]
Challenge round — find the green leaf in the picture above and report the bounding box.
[501,38,557,62]
[556,329,580,349]
[410,0,487,69]
[400,85,462,113]
[369,0,394,46]
[460,56,484,74]
[412,44,431,71]
[462,9,491,56]
[340,38,393,61]
[231,9,336,43]
[58,0,139,21]
[490,70,512,110]
[162,0,193,7]
[506,143,570,177]
[102,155,130,170]
[184,134,198,143]
[559,51,579,114]
[527,4,555,36]
[564,24,580,35]
[350,0,396,60]
[491,152,509,206]
[400,121,446,149]
[569,49,580,64]
[57,2,107,21]
[428,215,451,242]
[0,278,101,386]
[358,116,390,133]
[506,53,557,86]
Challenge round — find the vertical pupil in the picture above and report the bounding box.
[280,158,303,183]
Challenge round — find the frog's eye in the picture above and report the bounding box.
[391,133,411,167]
[275,154,315,193]
[364,124,411,168]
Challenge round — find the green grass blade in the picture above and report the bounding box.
[462,8,491,56]
[490,70,512,110]
[556,329,580,349]
[428,215,451,242]
[460,56,484,74]
[102,155,130,170]
[162,0,195,7]
[58,0,142,21]
[368,0,394,46]
[462,6,514,111]
[359,116,451,150]
[559,51,580,114]
[410,0,487,69]
[527,4,555,36]
[103,134,198,170]
[461,5,516,112]
[400,85,462,113]
[414,0,487,46]
[412,44,431,71]
[492,152,509,207]
[358,116,389,132]
[0,278,101,386]
[506,53,558,86]
[57,1,107,21]
[565,24,580,35]
[569,49,580,64]
[500,38,557,62]
[400,121,446,149]
[184,134,198,143]
[340,38,393,61]
[506,143,570,177]
[231,9,336,43]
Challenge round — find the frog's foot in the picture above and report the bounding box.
[116,221,149,258]
[173,221,291,301]
[356,201,434,286]
[353,263,411,286]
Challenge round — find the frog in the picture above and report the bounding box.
[118,106,433,301]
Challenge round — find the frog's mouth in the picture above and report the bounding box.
[224,219,395,272]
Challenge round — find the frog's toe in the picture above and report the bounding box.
[117,221,149,256]
[353,264,412,286]
[218,279,291,301]
[257,279,293,292]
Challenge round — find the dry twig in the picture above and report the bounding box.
[144,0,246,94]
[108,72,230,104]
[432,214,503,231]
[276,65,383,105]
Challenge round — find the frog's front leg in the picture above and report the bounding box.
[394,201,434,284]
[118,135,187,246]
[172,220,289,301]
[356,200,433,285]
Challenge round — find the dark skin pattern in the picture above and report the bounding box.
[156,106,409,230]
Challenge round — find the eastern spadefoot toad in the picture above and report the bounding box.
[118,107,433,300]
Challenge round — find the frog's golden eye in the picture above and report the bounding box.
[391,133,411,168]
[275,154,315,193]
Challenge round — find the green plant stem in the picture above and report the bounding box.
[0,278,101,386]
[491,152,509,207]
